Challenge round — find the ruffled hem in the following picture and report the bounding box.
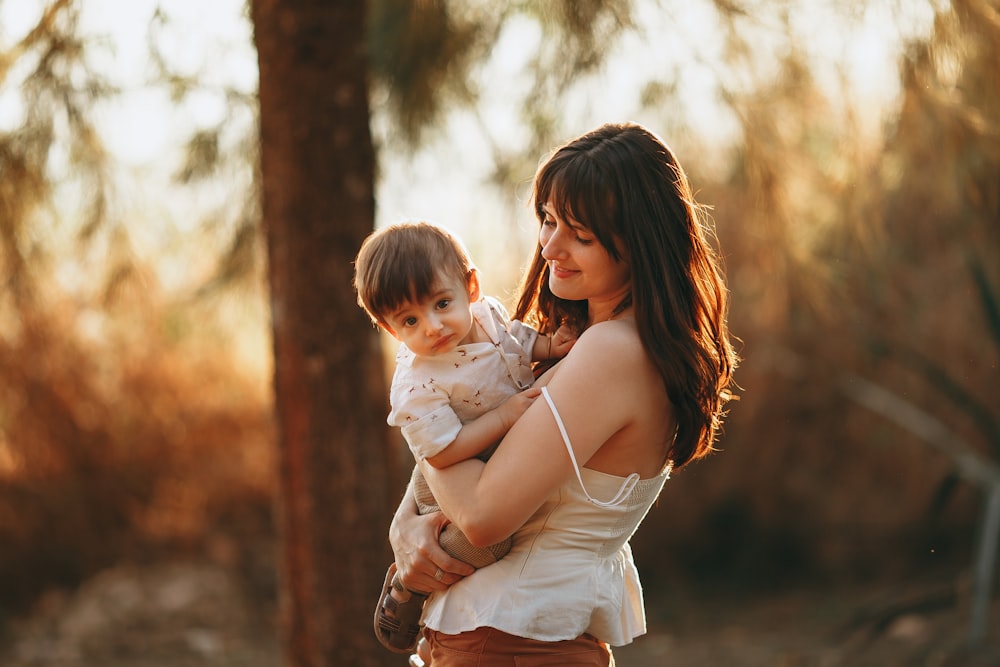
[422,544,648,646]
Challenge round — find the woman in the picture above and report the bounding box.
[385,122,738,665]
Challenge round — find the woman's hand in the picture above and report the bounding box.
[389,484,476,592]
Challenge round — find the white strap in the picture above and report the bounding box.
[540,386,640,507]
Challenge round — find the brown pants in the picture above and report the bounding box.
[424,627,614,666]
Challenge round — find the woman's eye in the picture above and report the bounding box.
[575,235,594,245]
[542,217,556,228]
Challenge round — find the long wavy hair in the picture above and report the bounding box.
[514,122,738,469]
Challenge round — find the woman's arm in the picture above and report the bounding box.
[421,322,644,547]
[424,388,541,468]
[388,475,476,592]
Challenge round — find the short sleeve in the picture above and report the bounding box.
[400,405,463,461]
[388,368,461,461]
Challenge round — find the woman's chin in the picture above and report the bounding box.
[548,279,577,300]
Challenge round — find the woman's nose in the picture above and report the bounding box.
[541,229,565,260]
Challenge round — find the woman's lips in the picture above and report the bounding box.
[549,264,578,280]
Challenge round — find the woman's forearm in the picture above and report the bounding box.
[389,470,476,590]
[420,457,511,547]
[389,474,423,548]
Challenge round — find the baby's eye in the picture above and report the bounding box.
[435,299,451,310]
[403,316,417,327]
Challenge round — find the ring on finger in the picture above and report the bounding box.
[434,567,444,581]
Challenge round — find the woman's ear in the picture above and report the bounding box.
[466,269,482,302]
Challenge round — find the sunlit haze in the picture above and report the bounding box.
[0,0,935,297]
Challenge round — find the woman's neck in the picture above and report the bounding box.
[588,292,633,326]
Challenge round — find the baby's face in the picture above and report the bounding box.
[381,272,477,357]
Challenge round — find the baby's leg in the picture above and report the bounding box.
[438,524,512,567]
[374,563,428,653]
[413,464,513,567]
[410,465,440,515]
[409,636,432,666]
[375,466,437,654]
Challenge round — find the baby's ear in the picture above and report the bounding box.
[378,321,400,340]
[466,269,481,302]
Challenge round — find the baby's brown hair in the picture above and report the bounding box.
[353,221,475,325]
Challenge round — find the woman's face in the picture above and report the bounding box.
[538,202,630,309]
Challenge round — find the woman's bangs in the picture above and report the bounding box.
[542,174,576,225]
[549,161,620,254]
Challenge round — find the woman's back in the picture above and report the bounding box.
[547,317,676,480]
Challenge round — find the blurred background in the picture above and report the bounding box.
[0,0,998,665]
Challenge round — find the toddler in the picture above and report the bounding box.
[353,221,576,655]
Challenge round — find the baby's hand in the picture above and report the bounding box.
[548,325,578,359]
[496,387,541,430]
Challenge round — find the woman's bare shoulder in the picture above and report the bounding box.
[555,319,653,387]
[573,319,645,362]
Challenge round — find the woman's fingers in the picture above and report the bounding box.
[394,513,473,591]
[394,521,441,588]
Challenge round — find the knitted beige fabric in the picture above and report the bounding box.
[409,465,512,569]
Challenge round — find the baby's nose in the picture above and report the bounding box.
[425,316,444,335]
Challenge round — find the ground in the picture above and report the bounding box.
[3,559,1000,666]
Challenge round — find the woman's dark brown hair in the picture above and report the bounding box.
[514,122,738,469]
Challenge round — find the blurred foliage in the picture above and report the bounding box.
[0,0,272,616]
[0,0,115,307]
[633,0,999,592]
[0,295,274,611]
[146,6,262,298]
[369,0,635,165]
[0,0,998,629]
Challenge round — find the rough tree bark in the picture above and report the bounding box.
[251,1,397,665]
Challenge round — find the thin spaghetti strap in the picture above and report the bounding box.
[540,386,640,507]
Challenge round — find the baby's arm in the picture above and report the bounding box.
[424,388,541,469]
[532,324,578,361]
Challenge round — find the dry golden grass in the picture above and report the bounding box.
[0,287,274,611]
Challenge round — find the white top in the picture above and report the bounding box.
[387,296,538,461]
[421,387,671,646]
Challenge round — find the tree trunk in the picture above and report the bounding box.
[251,1,397,665]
